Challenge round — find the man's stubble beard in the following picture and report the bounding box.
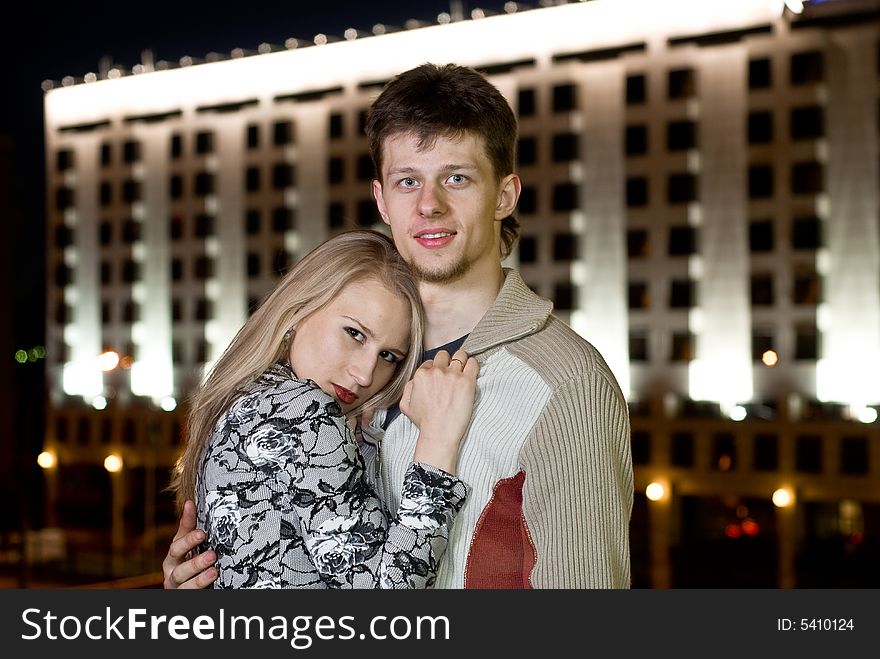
[410,254,471,284]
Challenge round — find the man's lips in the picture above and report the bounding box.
[414,229,456,249]
[332,384,357,405]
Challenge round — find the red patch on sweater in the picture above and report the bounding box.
[464,470,536,588]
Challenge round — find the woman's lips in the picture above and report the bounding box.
[332,384,357,405]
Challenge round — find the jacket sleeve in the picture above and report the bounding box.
[520,372,633,588]
[278,395,468,588]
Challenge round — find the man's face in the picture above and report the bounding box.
[371,131,519,284]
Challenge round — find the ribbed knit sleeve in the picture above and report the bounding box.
[519,371,633,588]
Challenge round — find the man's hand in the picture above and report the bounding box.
[162,500,219,589]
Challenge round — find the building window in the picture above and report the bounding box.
[552,83,577,112]
[711,432,736,471]
[357,154,374,181]
[246,166,261,192]
[357,109,369,136]
[195,131,214,155]
[552,233,578,261]
[55,225,73,248]
[101,142,113,166]
[328,202,345,229]
[629,331,649,362]
[272,207,293,233]
[194,256,214,279]
[56,149,74,172]
[99,221,112,245]
[329,112,344,139]
[551,133,579,162]
[245,209,261,235]
[99,261,111,285]
[195,214,215,237]
[99,182,112,207]
[749,219,774,252]
[552,183,579,212]
[517,88,536,116]
[247,252,260,277]
[246,123,260,149]
[123,140,141,163]
[170,174,184,199]
[795,324,818,360]
[626,177,649,207]
[170,258,183,281]
[669,279,695,308]
[627,229,649,258]
[790,50,824,86]
[748,164,774,199]
[626,74,646,105]
[356,199,378,227]
[667,173,697,204]
[170,134,182,159]
[791,105,824,140]
[518,186,537,214]
[750,274,774,306]
[791,215,822,250]
[273,163,295,189]
[748,57,772,89]
[793,266,820,305]
[752,327,775,361]
[667,120,696,151]
[77,418,91,446]
[840,436,868,476]
[56,186,75,211]
[169,215,184,240]
[631,430,651,465]
[55,302,72,324]
[553,283,576,311]
[274,249,292,275]
[671,431,695,467]
[194,172,214,196]
[171,298,183,321]
[328,157,345,184]
[625,124,648,156]
[670,331,694,362]
[122,219,141,243]
[195,298,213,321]
[172,341,184,364]
[273,120,293,146]
[122,179,141,203]
[517,137,537,166]
[668,225,697,256]
[121,259,141,283]
[518,236,537,263]
[748,111,774,144]
[668,68,695,100]
[121,301,139,323]
[752,434,778,471]
[792,161,824,195]
[795,434,822,473]
[196,339,210,363]
[628,282,649,309]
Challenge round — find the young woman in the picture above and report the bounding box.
[170,230,477,588]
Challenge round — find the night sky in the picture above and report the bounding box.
[2,0,518,347]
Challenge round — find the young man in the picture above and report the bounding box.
[163,63,633,589]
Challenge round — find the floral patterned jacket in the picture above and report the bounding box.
[196,363,469,588]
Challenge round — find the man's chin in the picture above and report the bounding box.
[412,260,469,284]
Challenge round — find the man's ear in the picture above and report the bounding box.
[371,179,390,225]
[494,173,522,221]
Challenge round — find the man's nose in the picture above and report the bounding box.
[417,181,446,217]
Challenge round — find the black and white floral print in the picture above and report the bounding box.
[196,362,468,589]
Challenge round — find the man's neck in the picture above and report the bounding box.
[419,264,505,349]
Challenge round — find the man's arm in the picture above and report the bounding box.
[162,500,219,589]
[520,372,633,588]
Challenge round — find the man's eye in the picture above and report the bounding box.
[447,174,467,184]
[400,177,417,188]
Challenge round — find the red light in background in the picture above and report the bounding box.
[725,523,742,538]
[741,518,760,535]
[850,532,863,545]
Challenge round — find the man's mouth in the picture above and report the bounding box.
[414,229,456,248]
[332,384,357,405]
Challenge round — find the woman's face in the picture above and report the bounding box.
[288,278,411,414]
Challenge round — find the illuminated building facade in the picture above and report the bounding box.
[43,0,880,585]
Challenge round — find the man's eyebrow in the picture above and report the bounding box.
[387,164,479,175]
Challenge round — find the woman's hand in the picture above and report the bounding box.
[400,349,478,474]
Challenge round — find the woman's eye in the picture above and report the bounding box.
[345,327,365,342]
[380,350,401,364]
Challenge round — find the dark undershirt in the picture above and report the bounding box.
[381,334,469,430]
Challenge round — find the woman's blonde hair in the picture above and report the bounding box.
[170,229,424,511]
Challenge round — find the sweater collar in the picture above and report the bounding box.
[461,268,553,356]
